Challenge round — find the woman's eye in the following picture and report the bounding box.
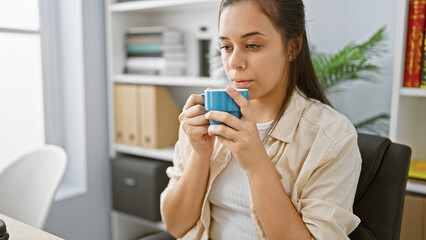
[220,45,233,52]
[247,44,260,50]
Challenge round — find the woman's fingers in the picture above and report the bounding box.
[207,123,238,140]
[182,94,205,111]
[225,86,251,117]
[180,104,210,137]
[185,124,210,138]
[180,104,207,121]
[185,114,209,127]
[204,110,239,131]
[204,110,242,141]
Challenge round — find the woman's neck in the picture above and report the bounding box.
[250,94,285,123]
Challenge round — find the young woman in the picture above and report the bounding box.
[161,0,361,239]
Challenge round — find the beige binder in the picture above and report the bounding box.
[113,84,138,145]
[137,85,179,148]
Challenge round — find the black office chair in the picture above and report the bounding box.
[349,133,411,240]
[141,133,412,240]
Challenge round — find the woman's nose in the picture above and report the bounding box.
[228,48,246,70]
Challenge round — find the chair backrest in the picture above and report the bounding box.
[0,145,67,229]
[349,133,411,240]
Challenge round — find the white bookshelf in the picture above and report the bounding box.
[106,0,224,157]
[113,74,226,87]
[114,144,174,162]
[109,0,219,13]
[399,87,426,97]
[407,181,426,195]
[105,0,222,239]
[390,0,426,195]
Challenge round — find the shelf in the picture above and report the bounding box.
[114,143,174,162]
[109,0,219,13]
[400,87,426,97]
[406,180,426,196]
[113,74,227,87]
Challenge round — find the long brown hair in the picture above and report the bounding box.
[219,0,331,138]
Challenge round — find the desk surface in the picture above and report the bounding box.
[0,213,63,240]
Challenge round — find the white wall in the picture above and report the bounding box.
[44,0,112,239]
[304,0,398,128]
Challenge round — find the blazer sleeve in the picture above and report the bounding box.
[160,126,188,220]
[293,131,362,240]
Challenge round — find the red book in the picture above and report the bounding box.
[404,0,426,88]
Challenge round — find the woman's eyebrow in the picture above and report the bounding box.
[240,31,265,38]
[219,31,266,40]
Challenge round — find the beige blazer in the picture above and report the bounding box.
[161,90,362,240]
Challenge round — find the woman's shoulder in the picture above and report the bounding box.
[271,90,356,144]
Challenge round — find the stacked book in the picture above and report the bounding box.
[125,26,186,76]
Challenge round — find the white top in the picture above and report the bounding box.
[208,120,273,239]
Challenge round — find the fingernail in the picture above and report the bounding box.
[227,86,234,92]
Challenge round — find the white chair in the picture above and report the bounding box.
[0,145,67,229]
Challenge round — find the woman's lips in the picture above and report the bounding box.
[234,80,251,88]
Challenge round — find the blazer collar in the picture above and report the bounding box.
[270,89,312,143]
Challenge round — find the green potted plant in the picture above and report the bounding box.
[311,26,389,136]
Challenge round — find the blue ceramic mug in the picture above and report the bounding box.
[203,88,249,125]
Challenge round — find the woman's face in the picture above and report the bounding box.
[219,1,290,102]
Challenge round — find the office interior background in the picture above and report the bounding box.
[0,0,410,239]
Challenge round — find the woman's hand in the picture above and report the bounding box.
[204,86,269,171]
[179,92,215,157]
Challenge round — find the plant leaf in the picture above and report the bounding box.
[354,113,390,137]
[312,26,387,90]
